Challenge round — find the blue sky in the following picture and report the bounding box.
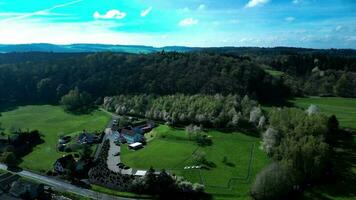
[0,0,355,48]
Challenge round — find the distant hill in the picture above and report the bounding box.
[0,43,197,53]
[0,44,354,57]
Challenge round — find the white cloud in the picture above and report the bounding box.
[140,6,152,17]
[245,0,270,8]
[285,17,295,22]
[94,10,126,20]
[179,18,198,27]
[198,4,206,11]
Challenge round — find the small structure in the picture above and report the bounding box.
[134,170,147,176]
[77,131,99,145]
[58,136,71,145]
[128,142,143,150]
[53,155,76,174]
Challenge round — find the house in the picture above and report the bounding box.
[137,122,155,133]
[9,180,44,200]
[77,131,100,145]
[128,142,143,150]
[53,155,76,174]
[120,127,144,144]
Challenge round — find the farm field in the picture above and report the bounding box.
[122,125,269,200]
[0,105,111,172]
[292,97,356,129]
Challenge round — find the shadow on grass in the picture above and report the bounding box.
[302,129,356,199]
[0,101,59,113]
[260,98,295,108]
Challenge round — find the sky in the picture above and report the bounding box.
[0,0,355,48]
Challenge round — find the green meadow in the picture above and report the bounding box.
[292,97,356,129]
[122,125,269,200]
[0,105,110,172]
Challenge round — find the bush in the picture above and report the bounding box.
[251,163,296,200]
[61,88,93,114]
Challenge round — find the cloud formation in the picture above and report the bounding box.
[245,0,270,8]
[198,4,206,11]
[141,6,152,17]
[94,10,126,20]
[179,18,198,26]
[285,16,295,22]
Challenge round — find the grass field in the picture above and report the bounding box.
[264,69,285,77]
[292,97,356,129]
[122,125,269,200]
[0,105,111,172]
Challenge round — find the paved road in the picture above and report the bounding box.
[0,164,139,200]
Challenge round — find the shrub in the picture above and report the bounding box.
[251,163,296,200]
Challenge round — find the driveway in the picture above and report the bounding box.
[106,134,134,175]
[95,112,147,176]
[94,115,119,160]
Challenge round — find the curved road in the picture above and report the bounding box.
[0,163,139,200]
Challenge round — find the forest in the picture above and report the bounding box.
[0,51,289,106]
[0,48,355,110]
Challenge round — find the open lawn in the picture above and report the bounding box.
[0,105,110,172]
[122,125,269,200]
[292,97,356,130]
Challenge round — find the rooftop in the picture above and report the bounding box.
[129,142,142,148]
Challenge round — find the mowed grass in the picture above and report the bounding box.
[292,97,356,129]
[122,125,269,200]
[0,105,110,172]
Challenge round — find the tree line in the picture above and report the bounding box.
[103,94,263,129]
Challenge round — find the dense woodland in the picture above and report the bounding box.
[0,48,355,109]
[0,51,286,105]
[205,47,356,97]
